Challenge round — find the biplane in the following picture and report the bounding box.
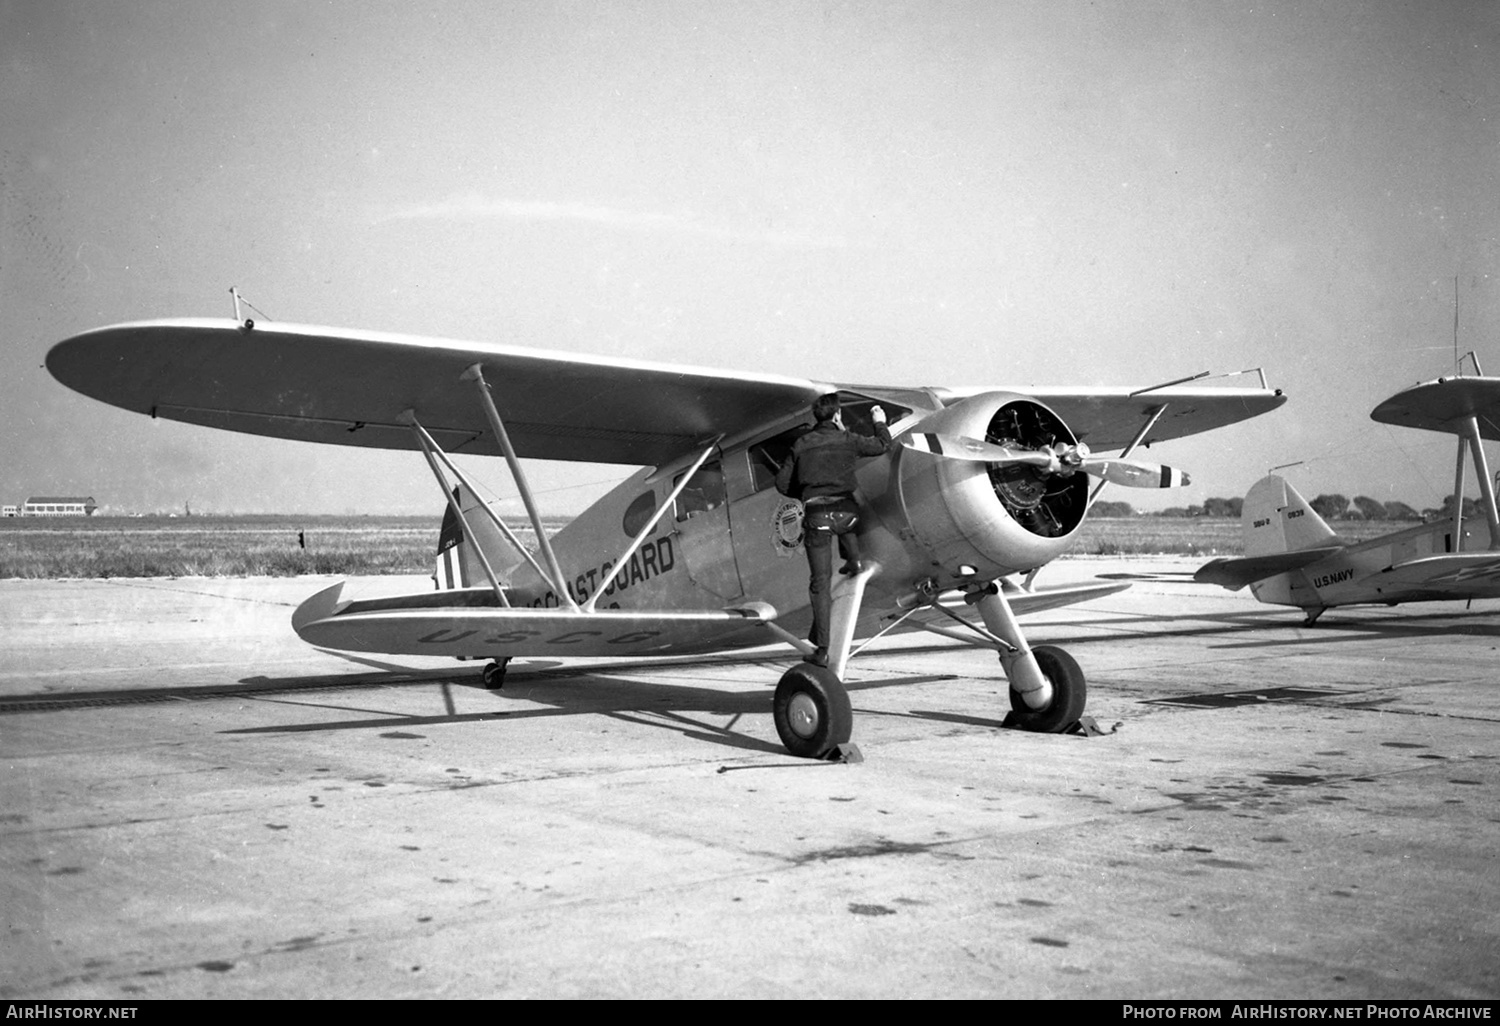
[48,315,1284,758]
[1197,355,1500,623]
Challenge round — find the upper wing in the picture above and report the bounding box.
[1370,376,1500,440]
[47,319,825,466]
[48,319,1286,467]
[923,384,1287,450]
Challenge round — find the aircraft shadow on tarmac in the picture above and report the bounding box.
[0,639,979,761]
[208,650,966,758]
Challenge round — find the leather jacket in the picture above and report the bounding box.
[776,420,893,501]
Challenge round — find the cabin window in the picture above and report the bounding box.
[622,491,659,537]
[674,462,726,521]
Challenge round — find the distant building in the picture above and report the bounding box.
[2,505,17,517]
[21,496,99,517]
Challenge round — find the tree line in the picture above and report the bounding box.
[1093,495,1487,521]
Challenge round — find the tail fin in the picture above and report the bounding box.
[434,484,512,590]
[1242,474,1338,557]
[1196,475,1344,592]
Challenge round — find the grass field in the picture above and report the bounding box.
[0,513,1410,579]
[0,516,539,579]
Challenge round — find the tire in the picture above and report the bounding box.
[773,664,853,759]
[1006,645,1086,733]
[481,658,509,690]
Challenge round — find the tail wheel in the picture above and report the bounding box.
[773,664,853,759]
[481,657,510,690]
[1006,644,1086,733]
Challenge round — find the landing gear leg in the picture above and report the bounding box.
[772,564,875,759]
[481,657,511,690]
[975,587,1086,732]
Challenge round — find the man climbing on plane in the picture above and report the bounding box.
[777,394,893,667]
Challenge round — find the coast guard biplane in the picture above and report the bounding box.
[1197,353,1500,623]
[48,314,1284,758]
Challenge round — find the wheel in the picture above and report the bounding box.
[1006,644,1086,733]
[481,658,510,690]
[773,664,853,759]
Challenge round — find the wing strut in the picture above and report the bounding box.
[1089,403,1168,507]
[1458,415,1500,551]
[403,413,509,605]
[462,363,581,611]
[1453,429,1468,552]
[407,416,550,586]
[581,438,721,613]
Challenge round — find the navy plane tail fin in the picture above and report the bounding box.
[1195,476,1344,590]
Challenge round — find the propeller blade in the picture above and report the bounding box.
[1080,458,1190,488]
[903,433,1190,487]
[901,432,1052,467]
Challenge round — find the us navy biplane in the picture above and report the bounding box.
[1197,354,1500,623]
[48,315,1284,758]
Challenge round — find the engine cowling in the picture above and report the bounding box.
[888,392,1090,580]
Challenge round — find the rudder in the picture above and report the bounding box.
[433,484,512,590]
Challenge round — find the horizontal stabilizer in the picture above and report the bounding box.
[1195,547,1345,591]
[1372,553,1500,591]
[293,585,778,657]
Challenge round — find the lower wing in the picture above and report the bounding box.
[1370,553,1500,592]
[880,578,1133,648]
[293,582,777,657]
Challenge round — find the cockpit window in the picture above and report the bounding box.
[674,462,726,521]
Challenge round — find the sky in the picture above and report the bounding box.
[3,0,1498,517]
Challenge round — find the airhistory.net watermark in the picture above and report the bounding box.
[1120,1006,1492,1020]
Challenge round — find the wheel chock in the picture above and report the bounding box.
[825,743,863,764]
[998,714,1114,735]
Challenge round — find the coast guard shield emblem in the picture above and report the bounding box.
[772,500,804,554]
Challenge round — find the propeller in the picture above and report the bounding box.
[902,432,1189,488]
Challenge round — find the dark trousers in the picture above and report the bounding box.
[803,498,861,649]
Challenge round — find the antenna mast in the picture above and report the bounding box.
[1454,275,1460,375]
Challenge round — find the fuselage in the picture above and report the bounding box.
[496,435,908,651]
[1251,517,1499,610]
[492,390,1094,653]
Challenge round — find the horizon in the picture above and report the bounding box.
[1,489,1477,522]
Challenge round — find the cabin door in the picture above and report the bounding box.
[671,458,745,601]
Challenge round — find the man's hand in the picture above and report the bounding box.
[871,405,887,424]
